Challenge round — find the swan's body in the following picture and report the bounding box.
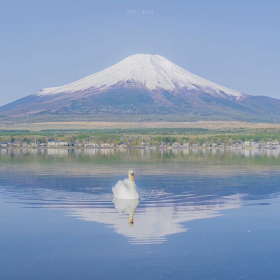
[112,170,140,200]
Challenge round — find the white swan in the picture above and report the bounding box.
[112,170,140,200]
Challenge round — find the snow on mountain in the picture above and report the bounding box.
[36,54,242,100]
[36,87,61,96]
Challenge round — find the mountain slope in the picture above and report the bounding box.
[35,54,242,99]
[0,54,279,121]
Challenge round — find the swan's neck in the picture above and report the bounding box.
[128,179,139,199]
[129,179,136,191]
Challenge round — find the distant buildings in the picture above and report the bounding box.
[9,141,22,147]
[100,143,115,148]
[84,142,99,148]
[0,142,8,148]
[84,142,115,148]
[47,141,69,147]
[172,142,180,148]
[1,139,280,151]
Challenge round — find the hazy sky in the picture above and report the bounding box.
[0,0,279,106]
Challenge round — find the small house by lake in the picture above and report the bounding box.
[47,141,69,147]
[84,142,99,148]
[0,142,8,148]
[9,141,22,147]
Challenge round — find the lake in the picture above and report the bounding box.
[1,148,280,280]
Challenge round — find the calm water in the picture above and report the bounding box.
[1,148,280,280]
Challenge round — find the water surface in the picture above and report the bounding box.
[1,148,280,279]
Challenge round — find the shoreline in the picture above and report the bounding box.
[0,146,279,151]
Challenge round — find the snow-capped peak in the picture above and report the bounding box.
[36,54,242,99]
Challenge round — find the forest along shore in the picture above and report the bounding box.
[1,125,280,150]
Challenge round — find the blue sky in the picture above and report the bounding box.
[0,0,279,106]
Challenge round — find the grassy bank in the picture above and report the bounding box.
[0,126,280,146]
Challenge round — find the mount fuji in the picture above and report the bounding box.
[1,54,280,121]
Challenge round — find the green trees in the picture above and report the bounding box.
[0,128,279,147]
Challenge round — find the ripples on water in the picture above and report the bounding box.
[1,149,280,279]
[0,184,279,245]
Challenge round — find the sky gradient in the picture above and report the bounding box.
[0,0,279,106]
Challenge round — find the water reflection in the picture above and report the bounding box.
[68,192,242,244]
[1,147,280,158]
[1,149,280,245]
[113,198,139,225]
[0,186,243,245]
[1,148,280,182]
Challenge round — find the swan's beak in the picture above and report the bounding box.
[131,174,135,181]
[129,219,134,224]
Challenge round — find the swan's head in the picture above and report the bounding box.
[128,169,135,181]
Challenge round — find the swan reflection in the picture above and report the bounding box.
[113,198,139,225]
[0,186,243,245]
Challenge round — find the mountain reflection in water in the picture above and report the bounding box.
[1,148,280,280]
[0,186,243,244]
